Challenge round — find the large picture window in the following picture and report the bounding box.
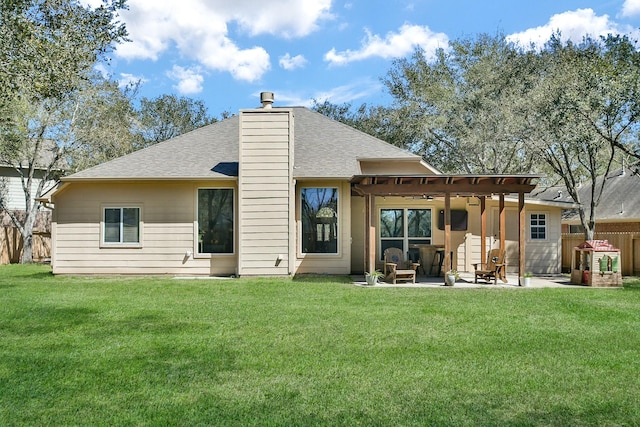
[103,207,140,244]
[198,189,234,254]
[380,208,431,261]
[301,187,338,254]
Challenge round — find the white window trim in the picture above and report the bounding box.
[299,186,340,256]
[529,211,548,242]
[194,187,236,258]
[100,205,143,248]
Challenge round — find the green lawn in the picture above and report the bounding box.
[2,264,640,426]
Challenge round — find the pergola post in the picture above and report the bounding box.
[499,194,506,251]
[480,196,486,264]
[364,194,376,274]
[518,191,526,286]
[444,192,452,284]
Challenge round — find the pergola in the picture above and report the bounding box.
[351,174,540,285]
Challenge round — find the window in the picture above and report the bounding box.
[301,187,338,254]
[530,213,547,240]
[198,189,234,254]
[380,208,431,261]
[103,207,140,244]
[569,224,584,234]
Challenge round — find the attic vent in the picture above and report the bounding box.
[260,91,274,108]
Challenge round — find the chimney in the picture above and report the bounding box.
[260,91,274,109]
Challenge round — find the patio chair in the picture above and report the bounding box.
[473,248,507,284]
[383,247,420,284]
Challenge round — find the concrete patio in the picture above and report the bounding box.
[353,272,584,288]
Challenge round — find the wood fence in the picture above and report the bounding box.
[0,211,51,264]
[562,232,640,276]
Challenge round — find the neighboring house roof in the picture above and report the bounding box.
[64,107,423,181]
[0,139,62,171]
[527,185,578,210]
[531,163,640,222]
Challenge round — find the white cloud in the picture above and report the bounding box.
[167,65,204,94]
[279,53,308,70]
[118,73,147,90]
[507,8,634,49]
[312,80,384,104]
[274,79,384,107]
[228,0,333,38]
[324,24,449,66]
[115,0,331,82]
[621,0,640,17]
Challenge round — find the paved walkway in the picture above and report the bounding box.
[353,272,584,288]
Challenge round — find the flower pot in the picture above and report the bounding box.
[365,275,378,286]
[522,277,531,287]
[445,274,456,286]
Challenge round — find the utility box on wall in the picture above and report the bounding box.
[571,240,622,287]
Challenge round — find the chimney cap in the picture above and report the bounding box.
[260,91,274,108]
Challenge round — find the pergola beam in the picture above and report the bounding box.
[353,183,536,196]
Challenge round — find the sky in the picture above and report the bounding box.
[93,0,640,116]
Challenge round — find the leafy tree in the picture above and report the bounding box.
[135,94,217,147]
[381,32,640,241]
[0,0,127,103]
[0,0,128,263]
[528,34,640,240]
[383,33,537,174]
[68,76,140,172]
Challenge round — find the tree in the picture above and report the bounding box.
[381,32,640,241]
[135,94,217,147]
[528,34,640,240]
[0,0,128,263]
[383,33,537,174]
[68,76,140,172]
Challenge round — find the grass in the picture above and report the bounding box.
[2,264,640,426]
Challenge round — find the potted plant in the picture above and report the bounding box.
[365,270,384,286]
[522,272,533,287]
[445,270,458,286]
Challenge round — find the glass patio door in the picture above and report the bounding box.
[380,208,432,262]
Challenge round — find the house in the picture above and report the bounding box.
[45,92,566,278]
[534,163,640,275]
[0,147,58,263]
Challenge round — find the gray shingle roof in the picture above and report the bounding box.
[531,163,640,221]
[64,107,422,181]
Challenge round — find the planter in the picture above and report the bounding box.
[365,274,379,286]
[521,276,531,287]
[445,274,456,286]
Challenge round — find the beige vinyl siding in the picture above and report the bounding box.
[295,180,352,275]
[237,109,294,275]
[524,209,562,274]
[466,201,562,275]
[52,180,237,275]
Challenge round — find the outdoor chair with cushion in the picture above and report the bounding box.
[473,248,507,284]
[383,247,420,284]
